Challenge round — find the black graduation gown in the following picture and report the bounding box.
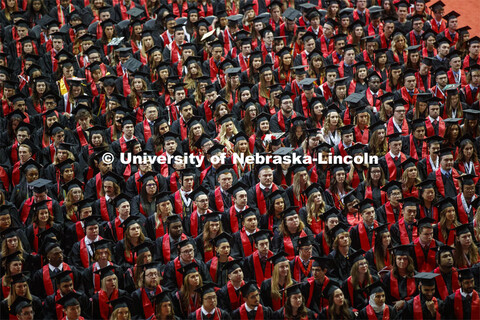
[357,304,397,320]
[217,281,245,313]
[356,181,384,209]
[272,306,317,320]
[271,229,316,258]
[349,222,376,252]
[187,307,231,320]
[208,188,233,212]
[81,263,124,297]
[259,279,290,311]
[300,277,332,314]
[390,220,417,246]
[427,170,458,200]
[0,294,43,319]
[379,154,404,181]
[144,214,168,241]
[401,294,442,320]
[231,229,256,259]
[154,233,201,264]
[93,197,117,222]
[43,290,90,319]
[205,257,230,288]
[231,303,274,320]
[318,306,355,319]
[162,258,212,291]
[441,289,479,320]
[327,248,357,283]
[30,263,84,299]
[90,289,128,320]
[381,271,418,306]
[375,202,401,225]
[130,286,165,320]
[243,250,273,285]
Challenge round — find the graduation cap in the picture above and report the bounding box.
[1,251,22,264]
[30,178,50,193]
[458,268,474,280]
[112,193,131,208]
[373,224,390,236]
[381,180,402,194]
[89,239,112,252]
[283,7,302,20]
[369,120,386,133]
[56,291,81,308]
[443,10,460,22]
[438,147,454,158]
[310,256,332,269]
[400,197,420,208]
[94,264,119,280]
[102,171,122,184]
[108,296,133,311]
[454,224,473,236]
[239,281,259,296]
[349,249,366,264]
[279,206,299,219]
[210,232,233,247]
[121,216,140,230]
[323,282,341,297]
[268,252,289,265]
[346,143,366,156]
[239,207,257,221]
[52,270,74,285]
[227,181,248,197]
[389,244,414,256]
[467,36,480,47]
[356,199,375,212]
[364,281,386,296]
[9,296,32,316]
[416,179,436,190]
[417,217,436,230]
[166,214,182,226]
[413,272,440,287]
[0,227,20,240]
[195,282,218,298]
[177,262,199,276]
[298,236,312,248]
[302,183,321,199]
[387,132,402,143]
[252,229,273,243]
[463,109,480,120]
[123,58,143,73]
[329,222,350,238]
[292,65,308,75]
[339,124,355,135]
[456,173,477,187]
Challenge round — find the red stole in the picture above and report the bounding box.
[162,234,187,263]
[435,168,460,197]
[424,117,446,137]
[292,256,312,281]
[389,272,416,301]
[434,267,459,300]
[386,117,409,136]
[353,9,370,25]
[237,53,249,72]
[229,206,241,233]
[409,135,428,160]
[172,1,188,17]
[142,120,152,141]
[398,218,418,244]
[413,295,440,319]
[416,72,431,92]
[252,250,273,287]
[239,228,256,257]
[284,230,307,260]
[239,304,264,320]
[99,197,110,221]
[365,186,387,205]
[454,289,480,319]
[354,126,369,144]
[358,221,377,252]
[384,152,407,181]
[141,285,162,318]
[463,85,479,105]
[43,263,73,296]
[255,184,278,215]
[98,289,119,320]
[457,194,476,224]
[209,256,233,281]
[306,277,329,309]
[413,238,436,272]
[430,19,445,33]
[79,238,91,268]
[227,280,244,310]
[366,304,389,319]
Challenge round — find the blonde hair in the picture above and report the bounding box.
[323,112,344,133]
[306,191,326,225]
[202,220,224,252]
[180,272,203,315]
[100,273,118,291]
[64,189,84,221]
[271,262,293,299]
[7,280,33,308]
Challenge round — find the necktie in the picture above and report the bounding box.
[260,256,267,263]
[394,156,398,161]
[206,314,213,319]
[445,172,451,178]
[433,119,438,125]
[264,188,271,193]
[466,295,472,303]
[373,94,377,106]
[54,268,60,274]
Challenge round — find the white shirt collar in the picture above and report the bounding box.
[460,289,472,298]
[245,304,258,312]
[201,306,215,315]
[49,263,63,272]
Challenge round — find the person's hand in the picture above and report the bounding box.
[425,300,436,316]
[394,300,405,310]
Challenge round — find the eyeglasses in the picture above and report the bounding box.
[145,183,157,187]
[181,249,194,255]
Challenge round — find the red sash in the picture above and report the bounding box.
[398,218,417,244]
[389,272,416,301]
[253,250,273,287]
[358,221,377,252]
[141,285,162,318]
[435,168,460,197]
[366,304,389,319]
[162,234,187,263]
[413,238,436,272]
[76,126,89,147]
[276,110,297,132]
[365,186,387,205]
[209,256,233,281]
[214,187,227,212]
[409,136,428,160]
[306,277,329,309]
[284,230,307,260]
[255,184,278,215]
[229,206,240,233]
[292,256,312,281]
[436,222,456,246]
[79,238,91,268]
[239,304,264,320]
[413,295,440,319]
[155,217,166,239]
[385,152,406,181]
[99,197,110,221]
[434,267,459,300]
[227,280,244,310]
[387,117,409,136]
[353,9,370,25]
[43,263,73,296]
[454,289,480,319]
[425,118,446,137]
[239,229,255,257]
[98,289,119,320]
[142,120,152,142]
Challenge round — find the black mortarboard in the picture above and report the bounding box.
[56,292,81,307]
[9,296,32,315]
[121,216,139,230]
[389,244,414,256]
[239,207,257,221]
[102,171,122,184]
[400,197,420,207]
[240,281,259,296]
[350,249,366,264]
[454,224,473,236]
[381,181,403,193]
[356,199,375,212]
[30,178,50,193]
[177,262,199,276]
[52,270,73,284]
[417,217,436,229]
[365,281,386,295]
[268,252,289,265]
[1,251,22,264]
[329,222,350,238]
[458,268,474,280]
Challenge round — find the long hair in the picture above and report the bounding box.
[100,273,118,291]
[6,280,33,307]
[64,189,84,221]
[373,230,391,271]
[124,223,146,256]
[287,123,306,149]
[259,71,275,99]
[392,255,415,278]
[444,93,464,119]
[332,232,351,251]
[155,300,176,320]
[32,208,54,225]
[1,237,24,261]
[368,129,388,157]
[271,263,293,300]
[350,260,373,290]
[323,112,344,134]
[365,165,385,187]
[401,167,421,189]
[202,220,224,250]
[306,191,326,225]
[100,182,121,198]
[284,293,308,319]
[293,171,311,200]
[278,53,293,83]
[184,63,204,90]
[453,237,479,268]
[110,307,132,320]
[438,208,460,242]
[456,139,479,163]
[328,289,352,320]
[180,272,203,314]
[278,215,306,237]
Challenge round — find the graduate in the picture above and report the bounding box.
[231,281,274,320]
[216,259,245,313]
[441,268,480,319]
[188,282,231,319]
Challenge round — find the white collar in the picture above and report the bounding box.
[428,116,439,123]
[460,289,472,298]
[389,151,400,158]
[49,263,63,272]
[201,306,215,315]
[245,304,258,312]
[235,205,245,212]
[259,183,271,190]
